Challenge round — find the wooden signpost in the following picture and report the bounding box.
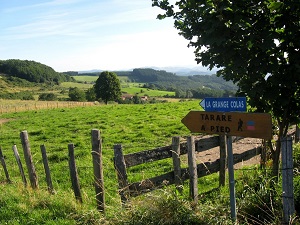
[181,111,272,140]
[182,109,273,221]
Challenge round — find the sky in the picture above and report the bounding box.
[0,0,207,72]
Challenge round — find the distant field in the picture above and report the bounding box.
[72,75,98,82]
[66,76,175,97]
[122,86,175,97]
[72,75,130,83]
[60,81,93,89]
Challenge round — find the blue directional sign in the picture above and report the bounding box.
[199,97,247,112]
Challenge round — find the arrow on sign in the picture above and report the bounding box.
[181,111,272,139]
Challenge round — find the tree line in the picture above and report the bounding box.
[0,59,74,84]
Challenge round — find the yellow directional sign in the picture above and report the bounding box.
[181,111,272,139]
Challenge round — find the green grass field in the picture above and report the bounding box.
[0,100,290,224]
[0,100,200,221]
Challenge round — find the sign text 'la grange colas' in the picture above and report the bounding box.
[181,111,272,140]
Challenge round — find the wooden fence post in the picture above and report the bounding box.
[20,131,38,189]
[172,136,182,193]
[0,147,11,183]
[91,129,105,212]
[187,136,198,205]
[219,135,226,187]
[12,145,27,187]
[68,143,82,203]
[40,145,54,194]
[281,137,295,224]
[114,144,129,204]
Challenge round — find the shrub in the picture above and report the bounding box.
[38,93,57,101]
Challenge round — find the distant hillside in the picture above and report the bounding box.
[0,59,74,84]
[71,68,238,97]
[127,68,237,93]
[75,66,217,76]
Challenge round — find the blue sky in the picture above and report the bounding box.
[0,0,205,72]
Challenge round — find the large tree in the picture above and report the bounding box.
[94,71,122,104]
[152,0,300,176]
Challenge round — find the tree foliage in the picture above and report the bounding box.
[94,71,122,104]
[68,87,86,102]
[0,59,74,84]
[153,0,300,176]
[38,93,57,101]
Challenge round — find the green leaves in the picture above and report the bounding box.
[152,0,300,138]
[268,1,284,12]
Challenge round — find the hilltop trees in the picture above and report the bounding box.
[153,0,300,176]
[94,71,121,104]
[0,59,74,84]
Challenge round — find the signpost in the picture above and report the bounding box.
[181,111,272,140]
[183,98,272,222]
[199,97,247,112]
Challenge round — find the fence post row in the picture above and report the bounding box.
[91,129,105,212]
[68,143,82,203]
[20,130,38,189]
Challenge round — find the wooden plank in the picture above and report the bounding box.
[128,171,175,196]
[126,148,261,196]
[182,111,272,139]
[127,160,221,195]
[233,147,261,164]
[124,136,219,167]
[124,145,173,167]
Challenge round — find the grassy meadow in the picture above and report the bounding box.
[0,100,205,223]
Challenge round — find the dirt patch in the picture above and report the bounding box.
[0,118,13,124]
[195,137,263,169]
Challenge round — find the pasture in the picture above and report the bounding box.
[0,99,295,224]
[0,100,198,214]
